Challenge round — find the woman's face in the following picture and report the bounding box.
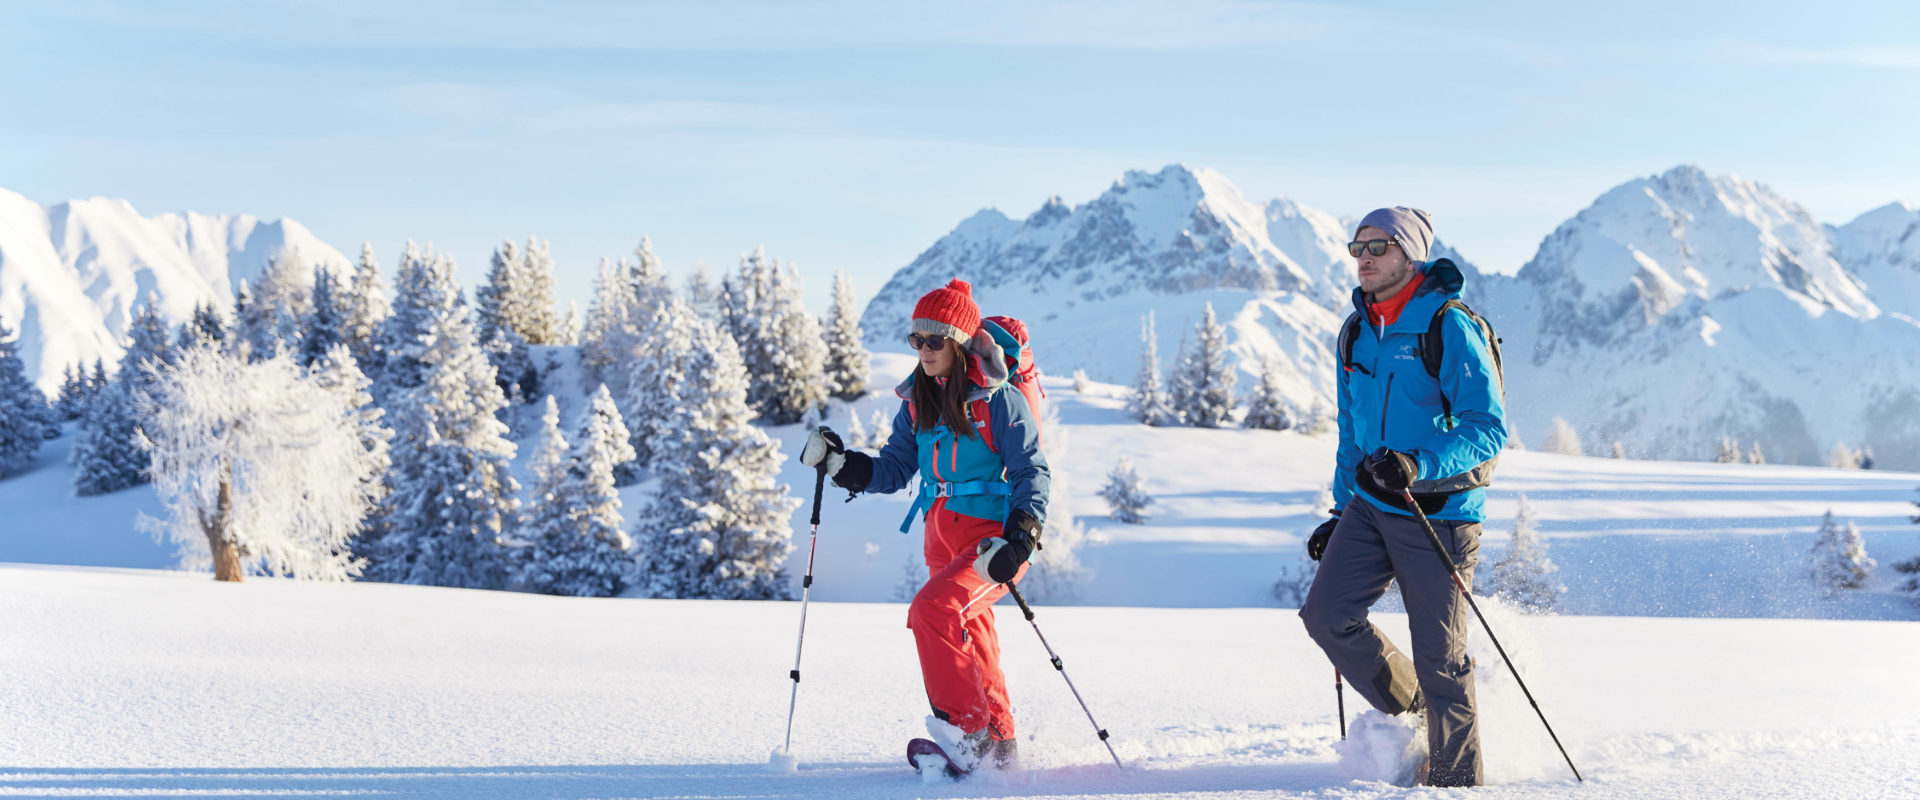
[914,332,957,376]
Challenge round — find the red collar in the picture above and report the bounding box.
[1367,270,1426,328]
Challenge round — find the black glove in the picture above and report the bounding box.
[1306,511,1340,561]
[1361,448,1420,493]
[974,510,1042,584]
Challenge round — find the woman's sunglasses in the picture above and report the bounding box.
[1347,238,1401,258]
[907,334,950,352]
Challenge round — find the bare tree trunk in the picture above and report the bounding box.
[204,462,243,583]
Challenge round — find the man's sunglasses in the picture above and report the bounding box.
[1347,238,1401,258]
[907,333,950,352]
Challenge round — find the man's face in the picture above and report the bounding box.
[1353,225,1416,296]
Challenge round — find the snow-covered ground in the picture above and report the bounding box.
[3,352,1918,619]
[3,564,1917,799]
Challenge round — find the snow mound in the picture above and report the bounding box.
[1336,709,1425,785]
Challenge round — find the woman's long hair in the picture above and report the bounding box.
[911,343,976,439]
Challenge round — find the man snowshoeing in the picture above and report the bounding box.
[799,278,1051,777]
[1299,207,1508,787]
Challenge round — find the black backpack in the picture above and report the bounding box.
[1337,294,1506,498]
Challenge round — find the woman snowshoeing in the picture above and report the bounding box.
[799,278,1050,775]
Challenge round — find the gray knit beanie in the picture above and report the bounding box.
[1356,207,1434,264]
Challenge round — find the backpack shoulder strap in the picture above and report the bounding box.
[1421,299,1506,426]
[1336,311,1367,376]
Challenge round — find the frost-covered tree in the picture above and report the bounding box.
[73,296,173,494]
[1611,441,1626,459]
[1806,509,1874,596]
[1121,310,1167,427]
[1171,304,1236,428]
[137,344,388,582]
[0,319,55,476]
[474,239,520,345]
[362,254,521,590]
[343,243,391,373]
[1478,495,1564,613]
[1748,441,1766,465]
[632,321,798,600]
[844,407,869,450]
[750,263,830,424]
[300,267,347,367]
[822,270,869,401]
[1826,442,1860,469]
[483,324,538,405]
[518,238,561,345]
[373,242,444,400]
[234,249,312,359]
[892,550,929,604]
[1859,447,1876,470]
[1099,455,1152,524]
[1072,369,1091,394]
[1542,416,1582,456]
[1716,436,1741,464]
[559,300,581,346]
[175,301,226,354]
[519,387,636,597]
[1242,355,1294,431]
[1019,402,1090,603]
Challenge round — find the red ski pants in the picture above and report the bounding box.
[906,499,1026,740]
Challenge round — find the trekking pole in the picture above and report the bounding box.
[1006,583,1123,769]
[1335,670,1347,740]
[1401,489,1583,783]
[780,463,829,757]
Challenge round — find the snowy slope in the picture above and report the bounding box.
[2,563,1917,799]
[0,186,351,392]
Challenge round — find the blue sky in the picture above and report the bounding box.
[4,1,1916,310]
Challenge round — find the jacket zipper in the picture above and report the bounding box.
[1381,373,1394,443]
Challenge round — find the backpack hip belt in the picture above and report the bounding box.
[899,479,1013,534]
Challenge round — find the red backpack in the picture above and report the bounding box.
[977,315,1045,452]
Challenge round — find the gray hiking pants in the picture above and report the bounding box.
[1299,499,1483,787]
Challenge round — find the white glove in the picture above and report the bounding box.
[800,427,847,477]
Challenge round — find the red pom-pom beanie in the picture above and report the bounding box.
[911,278,981,343]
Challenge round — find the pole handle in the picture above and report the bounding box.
[809,463,826,527]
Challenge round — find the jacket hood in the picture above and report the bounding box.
[1348,257,1466,320]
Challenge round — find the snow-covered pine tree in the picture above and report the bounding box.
[299,267,346,367]
[868,408,892,449]
[361,254,521,590]
[1072,370,1091,394]
[0,319,55,476]
[307,344,392,561]
[1478,494,1564,613]
[238,248,312,359]
[822,270,869,401]
[520,387,636,597]
[54,363,89,422]
[474,239,520,345]
[177,301,226,353]
[1242,355,1294,431]
[1128,312,1173,426]
[1748,441,1766,465]
[1098,455,1152,523]
[1179,303,1236,428]
[1611,441,1626,459]
[373,242,441,401]
[632,320,798,600]
[684,262,719,322]
[892,550,929,604]
[560,300,581,346]
[1166,328,1195,426]
[1806,509,1874,596]
[844,407,868,450]
[1542,416,1582,456]
[138,345,387,582]
[255,246,315,321]
[1826,442,1859,469]
[736,261,829,425]
[483,324,537,405]
[1859,447,1876,470]
[517,237,562,345]
[343,243,391,373]
[579,257,629,383]
[73,295,174,493]
[1717,436,1741,464]
[618,299,701,482]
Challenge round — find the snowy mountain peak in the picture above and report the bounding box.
[1521,164,1876,347]
[0,187,351,392]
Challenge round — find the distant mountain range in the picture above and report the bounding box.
[861,164,1920,469]
[4,166,1915,468]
